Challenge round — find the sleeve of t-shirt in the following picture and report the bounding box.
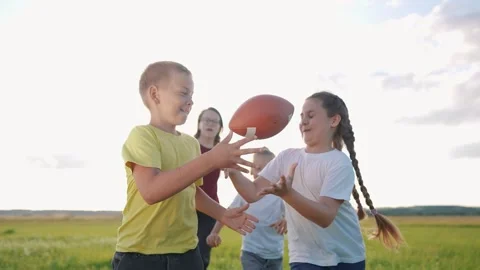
[122,126,162,170]
[319,162,355,201]
[257,150,286,184]
[228,194,245,209]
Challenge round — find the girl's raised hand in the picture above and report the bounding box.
[258,163,298,198]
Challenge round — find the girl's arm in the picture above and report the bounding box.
[228,170,271,203]
[228,150,287,203]
[283,191,343,228]
[259,162,353,229]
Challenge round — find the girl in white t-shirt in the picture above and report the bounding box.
[229,91,404,270]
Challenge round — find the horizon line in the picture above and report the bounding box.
[2,204,480,212]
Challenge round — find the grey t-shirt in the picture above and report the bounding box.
[229,193,285,259]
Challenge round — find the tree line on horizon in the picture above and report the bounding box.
[1,205,479,217]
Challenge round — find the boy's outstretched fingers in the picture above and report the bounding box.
[213,130,263,171]
[237,203,259,223]
[221,204,258,236]
[221,130,234,144]
[234,157,260,169]
[232,164,249,174]
[237,147,265,156]
[235,204,258,234]
[233,135,258,148]
[241,219,257,234]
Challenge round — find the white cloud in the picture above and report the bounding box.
[451,142,480,159]
[387,0,402,8]
[386,0,480,125]
[26,155,86,169]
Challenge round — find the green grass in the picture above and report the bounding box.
[1,216,479,269]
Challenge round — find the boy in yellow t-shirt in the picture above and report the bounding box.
[111,61,262,270]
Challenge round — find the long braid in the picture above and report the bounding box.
[331,98,365,220]
[340,119,368,221]
[341,104,405,250]
[309,91,405,250]
[351,184,366,220]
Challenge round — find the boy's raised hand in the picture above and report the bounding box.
[211,131,264,173]
[220,203,259,235]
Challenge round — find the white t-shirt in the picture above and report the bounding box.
[229,193,285,259]
[258,148,366,266]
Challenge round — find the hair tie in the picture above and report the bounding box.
[371,209,378,216]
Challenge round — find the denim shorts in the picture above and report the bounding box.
[240,250,283,270]
[111,246,203,270]
[290,260,365,270]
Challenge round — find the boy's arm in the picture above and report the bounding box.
[195,187,258,235]
[206,194,246,236]
[133,156,215,205]
[128,128,261,205]
[205,194,244,248]
[195,187,226,220]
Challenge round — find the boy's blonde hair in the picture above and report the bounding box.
[254,148,275,160]
[138,61,191,99]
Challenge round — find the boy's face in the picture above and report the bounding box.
[250,154,273,179]
[155,72,194,126]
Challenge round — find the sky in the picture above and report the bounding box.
[0,0,479,211]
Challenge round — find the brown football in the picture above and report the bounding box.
[229,94,295,140]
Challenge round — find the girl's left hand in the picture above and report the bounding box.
[258,163,297,198]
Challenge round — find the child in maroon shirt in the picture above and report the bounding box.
[194,107,225,269]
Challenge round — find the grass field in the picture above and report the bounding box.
[1,216,479,270]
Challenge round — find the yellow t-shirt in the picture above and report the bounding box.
[115,125,203,254]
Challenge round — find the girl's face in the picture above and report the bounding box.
[299,98,339,147]
[198,109,222,139]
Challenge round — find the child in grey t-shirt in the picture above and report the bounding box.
[207,149,287,270]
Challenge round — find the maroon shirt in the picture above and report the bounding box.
[199,144,220,203]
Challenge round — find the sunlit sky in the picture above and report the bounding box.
[1,0,479,211]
